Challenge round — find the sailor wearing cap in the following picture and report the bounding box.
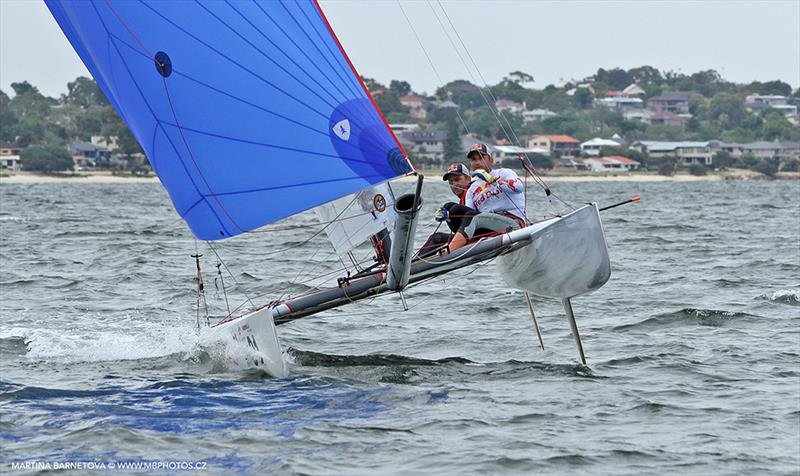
[441,162,472,205]
[445,143,526,251]
[463,143,525,221]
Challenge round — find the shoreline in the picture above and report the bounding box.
[1,170,796,184]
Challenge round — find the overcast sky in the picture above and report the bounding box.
[1,0,798,98]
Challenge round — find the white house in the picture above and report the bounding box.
[580,137,621,156]
[522,109,556,123]
[579,156,640,172]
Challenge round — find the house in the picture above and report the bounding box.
[0,141,22,157]
[69,141,112,170]
[494,99,525,114]
[632,141,713,166]
[399,95,429,120]
[579,156,640,172]
[91,135,119,151]
[595,96,643,111]
[647,111,689,127]
[492,145,549,161]
[1,155,21,171]
[527,135,580,158]
[522,109,556,123]
[744,94,787,110]
[390,123,421,134]
[580,138,621,156]
[398,129,447,162]
[623,109,653,122]
[647,92,690,114]
[621,83,646,96]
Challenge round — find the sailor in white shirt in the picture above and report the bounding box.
[448,143,526,251]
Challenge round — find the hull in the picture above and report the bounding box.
[497,204,611,298]
[209,307,287,378]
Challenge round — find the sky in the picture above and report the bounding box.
[1,0,798,99]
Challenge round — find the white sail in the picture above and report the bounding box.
[314,183,397,256]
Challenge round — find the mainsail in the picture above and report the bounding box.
[46,0,414,240]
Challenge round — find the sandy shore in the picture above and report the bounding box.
[2,169,795,184]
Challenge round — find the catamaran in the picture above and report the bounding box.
[46,0,623,378]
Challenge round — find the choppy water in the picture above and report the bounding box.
[1,179,798,475]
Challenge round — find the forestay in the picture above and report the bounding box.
[46,0,413,240]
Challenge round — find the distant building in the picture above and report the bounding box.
[0,141,22,157]
[492,145,549,161]
[580,138,622,156]
[632,140,713,166]
[494,99,525,114]
[647,111,689,127]
[390,123,421,134]
[527,135,580,158]
[522,109,557,123]
[647,92,690,114]
[579,156,640,172]
[398,129,447,162]
[595,96,643,111]
[399,95,429,120]
[69,141,112,170]
[1,155,21,171]
[91,136,119,151]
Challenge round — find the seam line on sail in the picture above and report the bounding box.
[222,0,353,106]
[195,1,344,111]
[139,1,337,123]
[283,0,364,99]
[312,0,414,170]
[106,33,367,152]
[199,173,384,197]
[91,0,229,235]
[278,0,376,122]
[250,0,360,103]
[157,121,394,169]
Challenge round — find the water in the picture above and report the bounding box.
[1,179,798,474]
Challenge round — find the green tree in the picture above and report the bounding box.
[20,144,73,172]
[65,77,106,108]
[595,68,632,90]
[735,153,759,169]
[443,117,462,162]
[754,158,779,177]
[761,111,795,140]
[573,88,593,109]
[689,163,707,176]
[712,151,735,169]
[708,92,749,127]
[389,80,411,97]
[781,158,800,172]
[0,89,17,141]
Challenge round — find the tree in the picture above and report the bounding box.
[65,77,105,108]
[20,144,73,172]
[735,153,759,170]
[389,80,411,97]
[689,163,707,176]
[781,158,800,172]
[573,87,593,109]
[595,68,633,90]
[506,71,535,86]
[708,92,749,127]
[443,117,462,163]
[754,158,779,177]
[761,110,795,140]
[712,151,735,169]
[0,89,17,141]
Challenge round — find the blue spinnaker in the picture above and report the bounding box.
[46,0,413,240]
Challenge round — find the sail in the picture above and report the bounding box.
[46,0,413,240]
[314,183,397,256]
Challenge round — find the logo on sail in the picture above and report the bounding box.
[333,119,351,141]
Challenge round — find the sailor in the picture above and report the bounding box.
[417,162,473,257]
[447,143,526,251]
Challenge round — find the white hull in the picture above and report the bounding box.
[208,307,287,378]
[497,204,611,299]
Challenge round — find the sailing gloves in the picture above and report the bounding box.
[434,207,449,222]
[471,169,496,184]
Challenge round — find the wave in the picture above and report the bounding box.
[613,308,758,331]
[756,289,800,306]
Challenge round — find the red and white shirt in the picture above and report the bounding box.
[464,168,525,220]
